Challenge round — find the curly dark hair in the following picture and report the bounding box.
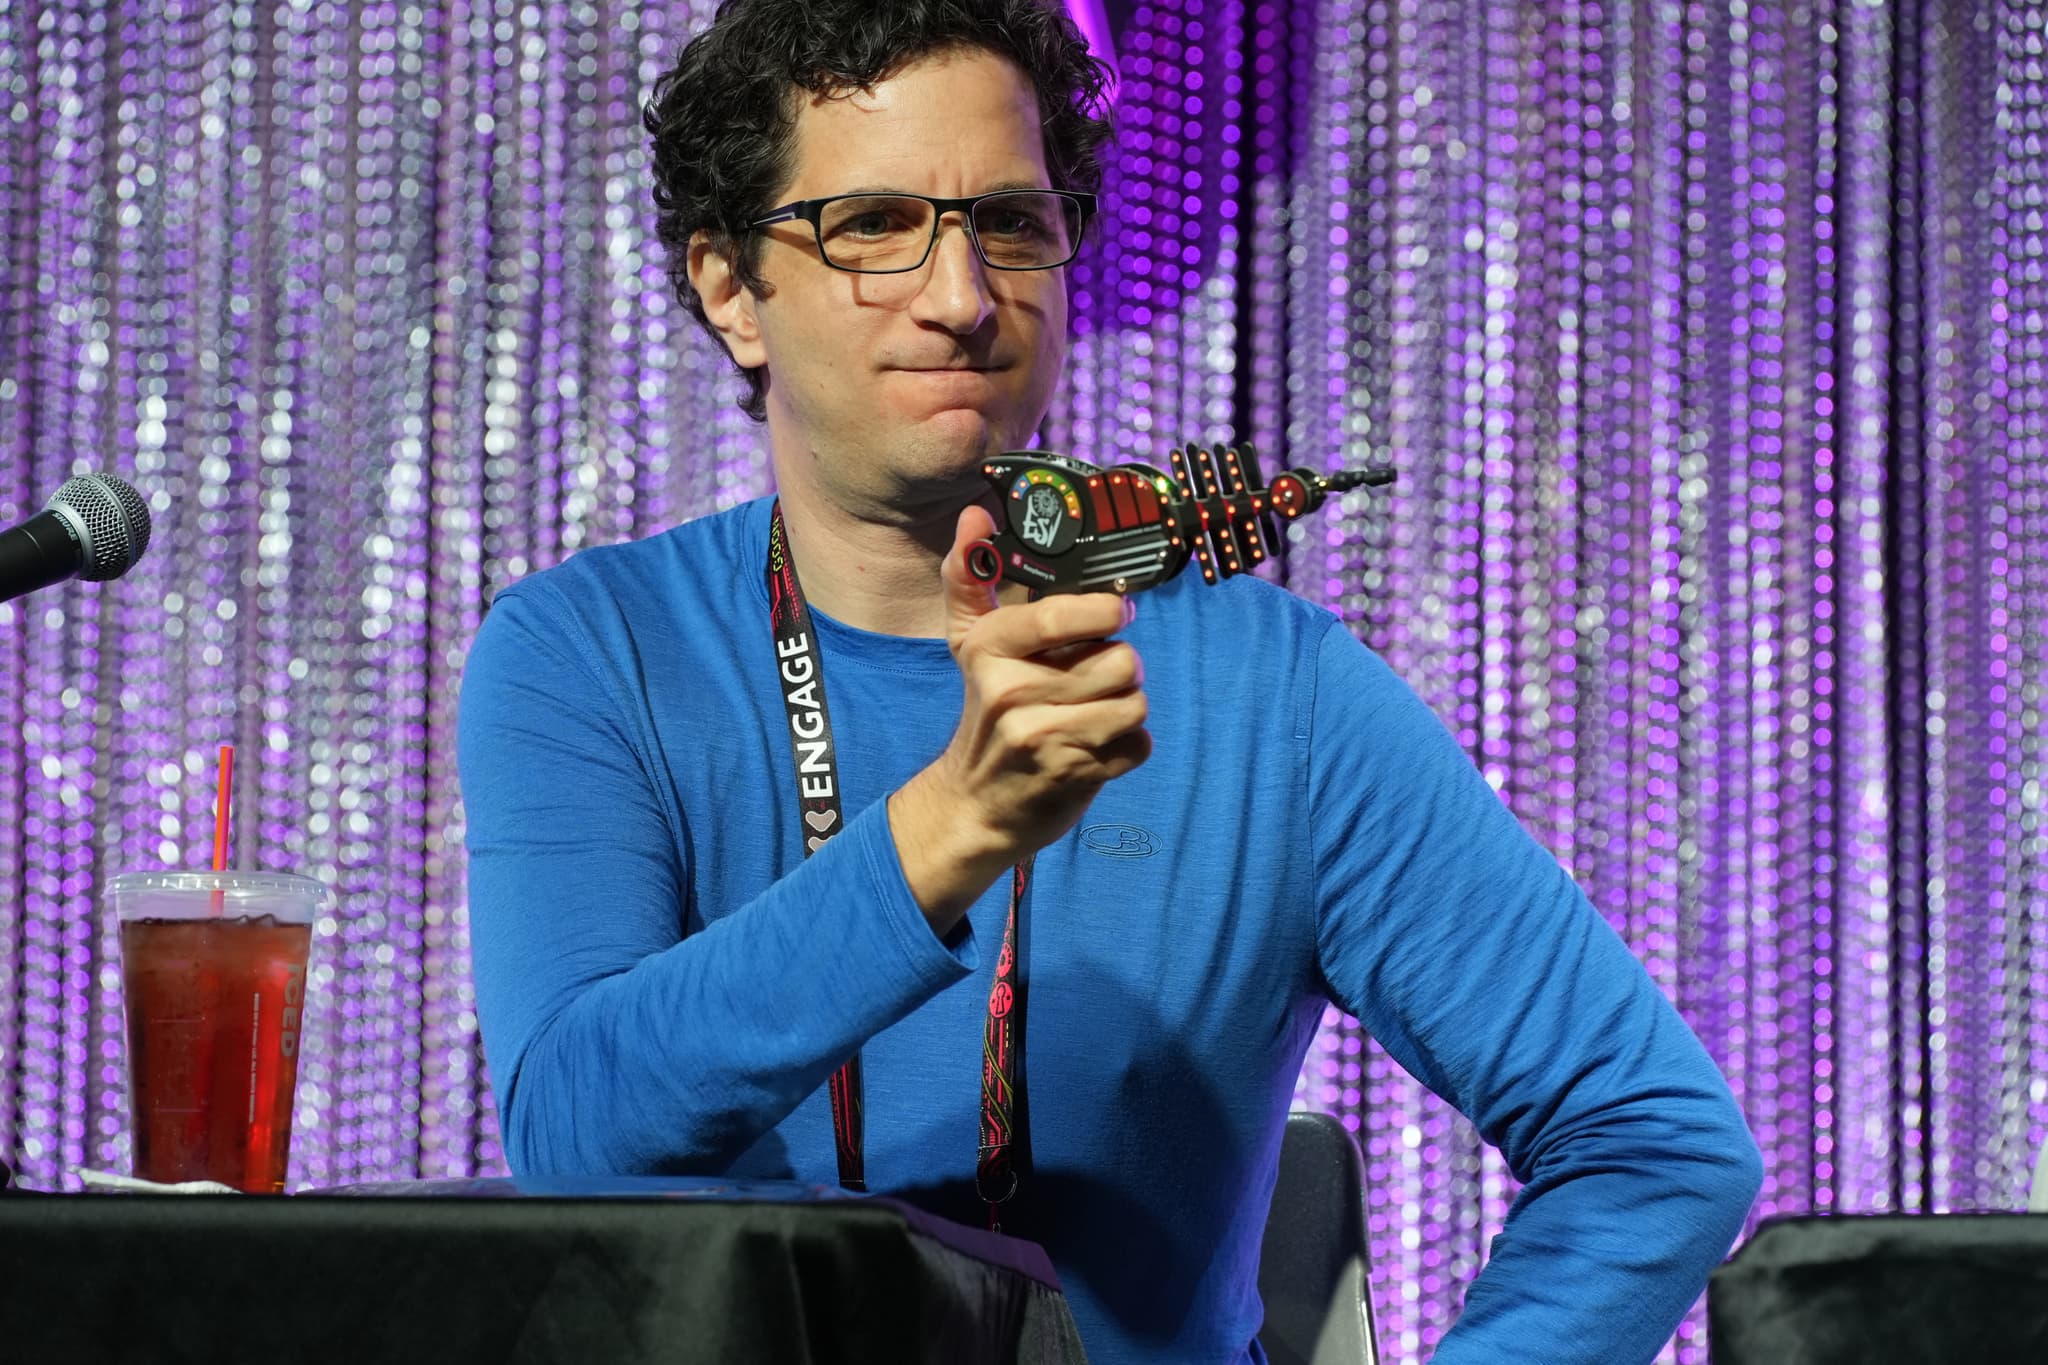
[643,0,1115,422]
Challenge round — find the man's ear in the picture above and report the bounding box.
[687,231,768,370]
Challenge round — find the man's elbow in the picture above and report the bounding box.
[486,1029,593,1179]
[1722,1120,1766,1217]
[1729,1123,1766,1203]
[490,1054,552,1178]
[1686,1093,1765,1243]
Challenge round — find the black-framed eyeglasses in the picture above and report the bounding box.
[748,189,1097,274]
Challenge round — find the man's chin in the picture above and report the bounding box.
[921,401,999,437]
[900,406,1015,464]
[878,413,1021,507]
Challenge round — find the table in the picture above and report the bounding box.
[0,1175,1089,1364]
[1707,1211,2048,1364]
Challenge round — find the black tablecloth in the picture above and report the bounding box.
[0,1177,1089,1364]
[1708,1212,2048,1364]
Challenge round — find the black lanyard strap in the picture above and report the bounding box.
[766,501,1028,1227]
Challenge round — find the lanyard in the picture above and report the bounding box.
[766,501,1030,1229]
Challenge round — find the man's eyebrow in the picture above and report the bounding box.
[826,180,1055,197]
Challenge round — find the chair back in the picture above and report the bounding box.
[1257,1109,1381,1365]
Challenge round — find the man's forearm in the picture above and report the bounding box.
[887,763,1017,939]
[1430,1099,1762,1363]
[482,799,977,1176]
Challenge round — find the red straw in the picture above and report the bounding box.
[212,744,234,873]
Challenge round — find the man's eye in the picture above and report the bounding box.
[843,212,898,238]
[982,212,1051,239]
[825,204,918,239]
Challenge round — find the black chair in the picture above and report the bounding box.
[1258,1109,1382,1365]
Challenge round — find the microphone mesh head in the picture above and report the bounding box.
[45,474,152,581]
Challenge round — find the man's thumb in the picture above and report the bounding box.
[943,504,1002,639]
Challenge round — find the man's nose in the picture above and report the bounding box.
[909,214,997,334]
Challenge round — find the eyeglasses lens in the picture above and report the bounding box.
[817,193,1078,272]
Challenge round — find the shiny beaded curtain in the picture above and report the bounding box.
[1075,0,2048,1359]
[1254,2,2048,1360]
[0,0,758,1190]
[0,0,2042,1361]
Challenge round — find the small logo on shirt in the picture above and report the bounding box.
[1080,823,1159,858]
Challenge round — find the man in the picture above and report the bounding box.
[457,2,1763,1361]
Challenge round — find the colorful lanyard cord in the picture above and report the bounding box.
[766,502,1030,1229]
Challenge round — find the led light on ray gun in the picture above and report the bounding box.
[964,443,1396,596]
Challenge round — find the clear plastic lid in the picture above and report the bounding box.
[105,870,335,923]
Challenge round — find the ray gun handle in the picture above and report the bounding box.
[964,443,1396,596]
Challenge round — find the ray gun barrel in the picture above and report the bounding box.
[965,443,1396,596]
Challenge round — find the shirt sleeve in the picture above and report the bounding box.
[456,580,978,1176]
[1306,621,1763,1364]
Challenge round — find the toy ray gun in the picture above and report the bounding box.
[964,443,1396,595]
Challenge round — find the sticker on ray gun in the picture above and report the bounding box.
[965,445,1395,596]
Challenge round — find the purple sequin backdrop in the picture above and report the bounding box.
[1,0,2044,1360]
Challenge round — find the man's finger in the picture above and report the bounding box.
[1036,639,1144,699]
[943,504,1003,647]
[966,591,1131,661]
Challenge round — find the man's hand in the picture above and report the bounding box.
[888,505,1152,936]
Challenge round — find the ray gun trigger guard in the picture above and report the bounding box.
[964,443,1396,597]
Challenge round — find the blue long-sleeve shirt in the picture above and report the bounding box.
[457,494,1762,1364]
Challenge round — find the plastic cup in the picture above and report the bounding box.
[108,871,333,1193]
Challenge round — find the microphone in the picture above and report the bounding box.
[0,473,153,604]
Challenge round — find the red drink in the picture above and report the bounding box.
[120,914,312,1193]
